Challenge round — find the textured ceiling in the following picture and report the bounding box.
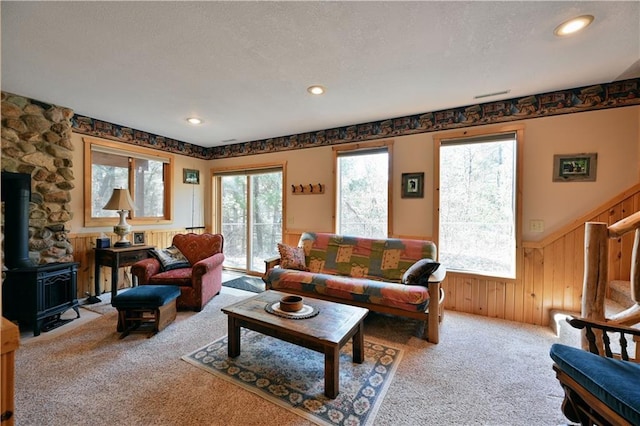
[2,1,639,148]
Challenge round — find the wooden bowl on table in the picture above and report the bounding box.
[279,295,304,312]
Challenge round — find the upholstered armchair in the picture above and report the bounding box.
[131,233,224,311]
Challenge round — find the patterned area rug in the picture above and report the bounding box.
[182,329,402,425]
[222,276,266,293]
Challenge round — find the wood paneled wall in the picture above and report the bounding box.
[283,185,640,327]
[69,228,205,298]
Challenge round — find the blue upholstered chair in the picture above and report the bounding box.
[550,316,640,425]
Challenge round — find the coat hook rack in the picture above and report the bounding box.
[292,183,324,195]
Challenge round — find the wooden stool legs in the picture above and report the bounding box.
[116,299,177,338]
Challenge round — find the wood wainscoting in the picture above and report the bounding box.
[69,228,205,299]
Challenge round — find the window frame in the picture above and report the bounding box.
[433,125,523,280]
[212,162,286,273]
[83,137,174,227]
[332,140,394,237]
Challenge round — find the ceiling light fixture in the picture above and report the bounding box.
[307,85,326,95]
[554,15,594,37]
[186,117,203,125]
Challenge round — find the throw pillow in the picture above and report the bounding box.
[150,245,191,271]
[277,243,308,271]
[402,258,440,285]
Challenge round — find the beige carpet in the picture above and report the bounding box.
[14,287,577,425]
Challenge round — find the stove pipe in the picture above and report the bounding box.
[2,171,35,269]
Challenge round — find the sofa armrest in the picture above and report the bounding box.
[262,255,281,286]
[264,255,281,273]
[428,264,447,283]
[192,252,225,278]
[131,258,162,285]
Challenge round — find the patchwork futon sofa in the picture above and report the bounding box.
[263,232,446,343]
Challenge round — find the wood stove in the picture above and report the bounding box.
[1,172,80,336]
[2,262,80,336]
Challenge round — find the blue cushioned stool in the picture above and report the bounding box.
[111,285,181,338]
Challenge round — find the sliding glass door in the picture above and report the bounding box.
[219,168,282,273]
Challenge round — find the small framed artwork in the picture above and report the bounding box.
[133,232,145,245]
[401,172,424,198]
[553,153,597,182]
[183,168,200,184]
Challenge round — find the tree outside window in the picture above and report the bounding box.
[438,132,518,278]
[336,148,389,238]
[84,138,172,226]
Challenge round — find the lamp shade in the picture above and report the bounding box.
[103,188,136,248]
[103,188,136,211]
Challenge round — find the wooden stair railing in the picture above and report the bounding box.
[567,316,640,362]
[583,210,640,331]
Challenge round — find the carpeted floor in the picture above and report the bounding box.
[14,286,578,425]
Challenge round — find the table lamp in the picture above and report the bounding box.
[103,188,136,247]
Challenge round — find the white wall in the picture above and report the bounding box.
[521,107,639,238]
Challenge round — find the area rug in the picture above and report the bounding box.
[222,276,265,293]
[182,329,402,426]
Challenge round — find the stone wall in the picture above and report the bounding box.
[1,92,75,265]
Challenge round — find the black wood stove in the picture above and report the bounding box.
[2,172,80,336]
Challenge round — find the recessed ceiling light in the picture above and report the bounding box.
[554,15,594,37]
[186,117,203,125]
[307,85,326,95]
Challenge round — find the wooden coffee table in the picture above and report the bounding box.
[221,290,369,398]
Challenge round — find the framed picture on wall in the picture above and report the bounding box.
[553,153,597,182]
[401,172,424,198]
[133,232,145,245]
[183,168,200,184]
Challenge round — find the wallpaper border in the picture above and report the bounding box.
[68,78,640,160]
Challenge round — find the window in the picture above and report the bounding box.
[435,129,521,278]
[334,142,392,238]
[215,166,283,274]
[84,138,173,226]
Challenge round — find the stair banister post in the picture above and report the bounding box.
[582,221,609,351]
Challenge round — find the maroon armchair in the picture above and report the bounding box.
[131,233,224,311]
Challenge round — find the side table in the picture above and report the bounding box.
[91,245,155,303]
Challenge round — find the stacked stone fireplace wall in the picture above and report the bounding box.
[1,92,75,265]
